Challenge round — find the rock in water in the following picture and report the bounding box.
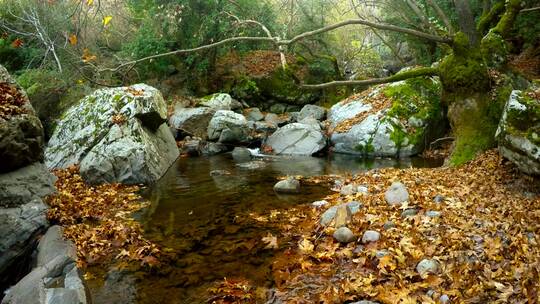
[45,84,179,184]
[496,88,540,175]
[0,65,45,173]
[207,110,250,143]
[231,147,252,162]
[333,227,356,243]
[199,93,242,111]
[169,106,215,139]
[273,178,300,194]
[266,123,326,155]
[328,77,444,157]
[297,104,326,121]
[385,182,409,205]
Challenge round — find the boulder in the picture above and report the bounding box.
[496,88,540,175]
[169,106,215,139]
[199,93,242,111]
[231,147,252,162]
[266,123,326,155]
[45,84,179,184]
[273,178,300,194]
[298,104,326,121]
[0,162,56,208]
[361,230,381,243]
[207,110,250,143]
[36,226,77,268]
[328,77,444,157]
[244,108,264,121]
[0,65,45,173]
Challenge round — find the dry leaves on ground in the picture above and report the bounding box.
[0,82,27,119]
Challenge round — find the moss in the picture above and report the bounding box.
[477,1,505,34]
[255,67,318,105]
[439,51,489,95]
[493,0,522,37]
[480,31,509,68]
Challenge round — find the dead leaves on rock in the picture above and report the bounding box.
[47,166,161,268]
[0,82,27,119]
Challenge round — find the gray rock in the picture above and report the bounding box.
[207,110,250,143]
[269,103,287,114]
[328,80,444,157]
[346,201,362,214]
[232,147,252,162]
[264,113,285,127]
[244,108,264,121]
[320,202,361,226]
[361,230,381,243]
[401,208,419,218]
[298,104,326,121]
[375,250,389,258]
[440,294,450,304]
[201,142,229,156]
[64,266,87,304]
[426,210,441,218]
[333,227,356,243]
[434,194,445,203]
[383,221,396,230]
[89,270,137,304]
[253,121,277,133]
[298,117,322,130]
[46,84,179,185]
[496,89,540,175]
[266,123,326,155]
[0,65,45,173]
[181,139,202,156]
[0,200,48,276]
[311,200,328,208]
[169,106,215,139]
[0,162,56,208]
[37,226,77,268]
[200,93,242,111]
[385,182,409,205]
[273,178,300,194]
[416,258,440,276]
[45,288,80,304]
[340,184,356,196]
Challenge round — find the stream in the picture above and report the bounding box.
[86,153,442,304]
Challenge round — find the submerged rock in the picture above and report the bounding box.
[328,77,444,157]
[496,88,540,175]
[169,106,215,139]
[45,84,179,185]
[273,178,300,194]
[266,123,326,155]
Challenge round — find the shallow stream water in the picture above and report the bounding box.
[87,153,442,303]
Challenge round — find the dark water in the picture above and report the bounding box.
[87,153,442,304]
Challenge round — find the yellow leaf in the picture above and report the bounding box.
[68,34,77,46]
[298,238,314,253]
[86,0,93,6]
[103,16,113,26]
[261,233,278,249]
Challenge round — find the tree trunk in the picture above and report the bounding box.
[453,0,480,46]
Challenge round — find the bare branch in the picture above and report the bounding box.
[521,7,540,12]
[300,66,438,89]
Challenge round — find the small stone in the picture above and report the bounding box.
[357,185,369,194]
[273,178,300,194]
[236,161,266,170]
[320,206,338,226]
[416,259,440,277]
[383,221,396,230]
[353,245,364,254]
[244,108,264,121]
[426,210,441,218]
[346,201,362,214]
[231,147,251,162]
[375,250,389,259]
[440,294,450,304]
[384,182,409,205]
[362,230,381,243]
[434,194,445,203]
[312,200,328,208]
[401,208,419,218]
[340,184,356,196]
[333,227,356,243]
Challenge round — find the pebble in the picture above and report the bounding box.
[384,182,409,205]
[383,221,396,230]
[333,227,356,243]
[319,202,362,226]
[346,201,362,214]
[426,210,441,218]
[340,184,356,196]
[375,250,389,258]
[440,294,450,304]
[434,194,445,203]
[311,200,328,208]
[361,230,381,243]
[416,259,440,277]
[401,208,419,218]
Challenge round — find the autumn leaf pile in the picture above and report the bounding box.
[47,166,161,268]
[0,82,27,119]
[255,150,540,303]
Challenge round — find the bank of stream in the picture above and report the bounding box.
[85,153,443,304]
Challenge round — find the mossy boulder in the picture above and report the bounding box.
[328,76,445,157]
[496,88,540,175]
[253,68,319,106]
[45,84,179,184]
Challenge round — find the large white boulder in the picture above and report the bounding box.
[266,122,326,155]
[207,110,250,143]
[45,84,179,184]
[328,77,444,157]
[496,88,540,175]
